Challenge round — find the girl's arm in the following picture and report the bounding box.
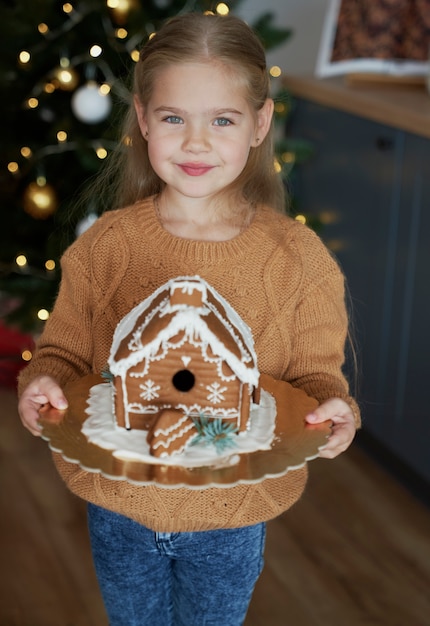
[285,233,360,457]
[17,245,95,436]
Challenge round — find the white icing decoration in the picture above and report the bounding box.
[206,382,227,404]
[153,414,191,438]
[139,379,160,401]
[81,383,277,468]
[108,276,259,387]
[181,356,191,367]
[175,403,239,420]
[107,276,260,430]
[152,416,196,456]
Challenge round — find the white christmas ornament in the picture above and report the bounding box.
[71,82,112,124]
[76,211,98,237]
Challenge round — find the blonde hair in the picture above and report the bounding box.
[97,13,285,215]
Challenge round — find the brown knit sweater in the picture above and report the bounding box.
[18,197,360,532]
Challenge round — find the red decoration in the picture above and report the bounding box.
[0,322,34,389]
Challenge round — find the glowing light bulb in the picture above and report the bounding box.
[8,162,19,173]
[295,215,306,225]
[59,69,74,84]
[45,259,56,271]
[27,97,39,109]
[19,50,31,64]
[270,65,282,78]
[90,45,102,58]
[57,131,67,142]
[21,147,32,158]
[16,255,28,267]
[37,309,50,321]
[99,83,111,95]
[216,3,229,15]
[96,147,108,159]
[22,350,33,362]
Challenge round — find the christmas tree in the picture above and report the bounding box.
[0,0,310,384]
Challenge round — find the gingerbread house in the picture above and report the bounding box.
[107,276,260,455]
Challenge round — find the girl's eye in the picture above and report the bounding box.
[214,117,232,127]
[164,115,183,124]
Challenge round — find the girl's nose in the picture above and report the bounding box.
[182,125,210,152]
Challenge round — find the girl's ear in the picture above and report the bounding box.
[134,95,148,140]
[252,98,274,147]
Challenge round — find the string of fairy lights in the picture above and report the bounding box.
[2,0,299,356]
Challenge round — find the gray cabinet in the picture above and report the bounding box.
[288,99,430,482]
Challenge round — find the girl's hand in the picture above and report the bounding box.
[306,398,356,459]
[18,375,68,437]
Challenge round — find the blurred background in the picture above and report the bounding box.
[0,0,315,353]
[1,1,430,625]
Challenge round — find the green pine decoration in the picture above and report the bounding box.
[191,414,239,454]
[0,0,305,334]
[100,365,114,382]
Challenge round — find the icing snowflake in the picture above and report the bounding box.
[139,380,160,401]
[206,382,227,404]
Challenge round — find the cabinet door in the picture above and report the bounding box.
[287,99,422,463]
[384,133,430,479]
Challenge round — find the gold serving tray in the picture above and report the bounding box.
[39,373,331,489]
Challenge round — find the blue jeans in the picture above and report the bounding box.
[87,503,266,626]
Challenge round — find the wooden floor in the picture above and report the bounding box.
[1,385,430,626]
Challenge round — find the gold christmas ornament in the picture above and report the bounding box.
[23,181,58,219]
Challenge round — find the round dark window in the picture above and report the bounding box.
[172,369,195,392]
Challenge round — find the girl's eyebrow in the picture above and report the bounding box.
[212,108,243,117]
[153,105,243,116]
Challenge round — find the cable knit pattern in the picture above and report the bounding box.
[18,197,360,532]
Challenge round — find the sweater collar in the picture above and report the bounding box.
[131,196,275,263]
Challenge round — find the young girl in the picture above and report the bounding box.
[18,12,359,626]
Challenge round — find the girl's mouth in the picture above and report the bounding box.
[178,163,215,177]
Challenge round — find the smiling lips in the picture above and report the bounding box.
[178,163,215,176]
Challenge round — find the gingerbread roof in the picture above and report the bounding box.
[108,276,259,386]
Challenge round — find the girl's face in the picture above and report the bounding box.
[135,62,273,205]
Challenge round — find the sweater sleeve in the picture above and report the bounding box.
[17,249,94,395]
[285,229,361,427]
